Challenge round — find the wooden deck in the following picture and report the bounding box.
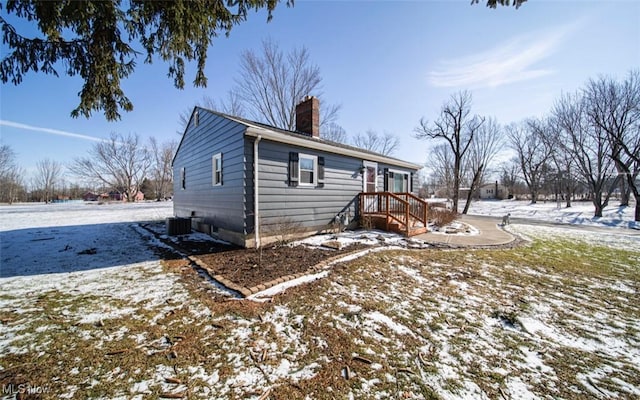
[359,192,429,236]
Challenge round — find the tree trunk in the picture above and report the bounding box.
[565,172,572,208]
[452,160,460,213]
[593,201,603,218]
[618,164,629,206]
[462,166,483,215]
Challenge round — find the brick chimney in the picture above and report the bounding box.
[295,96,320,138]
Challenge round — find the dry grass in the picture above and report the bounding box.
[1,234,639,399]
[429,208,458,227]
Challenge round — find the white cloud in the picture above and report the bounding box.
[428,21,581,89]
[0,120,108,143]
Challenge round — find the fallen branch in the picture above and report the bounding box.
[397,367,415,376]
[165,377,182,385]
[257,388,271,400]
[105,349,129,356]
[352,356,372,364]
[249,352,272,384]
[343,365,351,380]
[586,376,608,397]
[159,392,186,399]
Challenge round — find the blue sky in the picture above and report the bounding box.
[1,0,639,181]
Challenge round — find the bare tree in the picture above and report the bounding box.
[321,123,349,144]
[499,158,520,199]
[33,159,63,203]
[233,39,340,131]
[352,129,400,156]
[177,92,246,133]
[415,91,484,212]
[546,112,578,208]
[506,118,554,204]
[148,137,178,200]
[426,143,455,199]
[584,70,640,221]
[69,133,150,202]
[461,117,504,214]
[552,93,618,217]
[0,144,25,204]
[0,144,16,180]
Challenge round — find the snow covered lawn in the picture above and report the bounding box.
[466,199,639,230]
[1,202,639,399]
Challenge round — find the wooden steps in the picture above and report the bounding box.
[360,200,428,237]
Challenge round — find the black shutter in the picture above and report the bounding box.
[219,153,223,186]
[317,156,325,187]
[383,168,389,191]
[409,172,413,193]
[289,152,299,187]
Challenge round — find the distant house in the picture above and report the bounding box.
[172,96,425,248]
[100,191,145,202]
[83,192,99,201]
[479,182,506,200]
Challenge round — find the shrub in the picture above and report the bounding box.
[430,208,458,227]
[360,215,375,230]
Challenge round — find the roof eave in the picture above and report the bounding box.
[245,126,421,170]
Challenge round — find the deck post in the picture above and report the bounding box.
[385,195,390,231]
[406,203,410,236]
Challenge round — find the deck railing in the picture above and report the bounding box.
[359,192,428,236]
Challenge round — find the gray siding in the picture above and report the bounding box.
[173,110,248,233]
[253,140,417,234]
[173,109,420,244]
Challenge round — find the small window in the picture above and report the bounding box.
[385,169,409,193]
[212,153,222,186]
[181,167,186,190]
[298,154,317,186]
[289,152,324,187]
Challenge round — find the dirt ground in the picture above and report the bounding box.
[141,223,368,290]
[196,244,366,289]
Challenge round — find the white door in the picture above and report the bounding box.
[362,161,378,212]
[362,161,377,193]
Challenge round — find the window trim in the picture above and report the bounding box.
[212,152,222,186]
[387,168,409,193]
[298,153,318,187]
[180,167,186,190]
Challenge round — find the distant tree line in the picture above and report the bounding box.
[0,136,177,204]
[417,69,640,222]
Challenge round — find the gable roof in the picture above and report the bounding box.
[175,107,422,170]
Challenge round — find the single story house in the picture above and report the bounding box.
[83,192,99,202]
[172,96,424,247]
[103,191,145,202]
[479,182,507,200]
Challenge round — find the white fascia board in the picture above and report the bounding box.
[244,126,421,170]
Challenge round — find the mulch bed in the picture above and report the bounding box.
[141,221,523,297]
[195,244,366,289]
[139,223,368,294]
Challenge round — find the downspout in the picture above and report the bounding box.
[254,135,262,248]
